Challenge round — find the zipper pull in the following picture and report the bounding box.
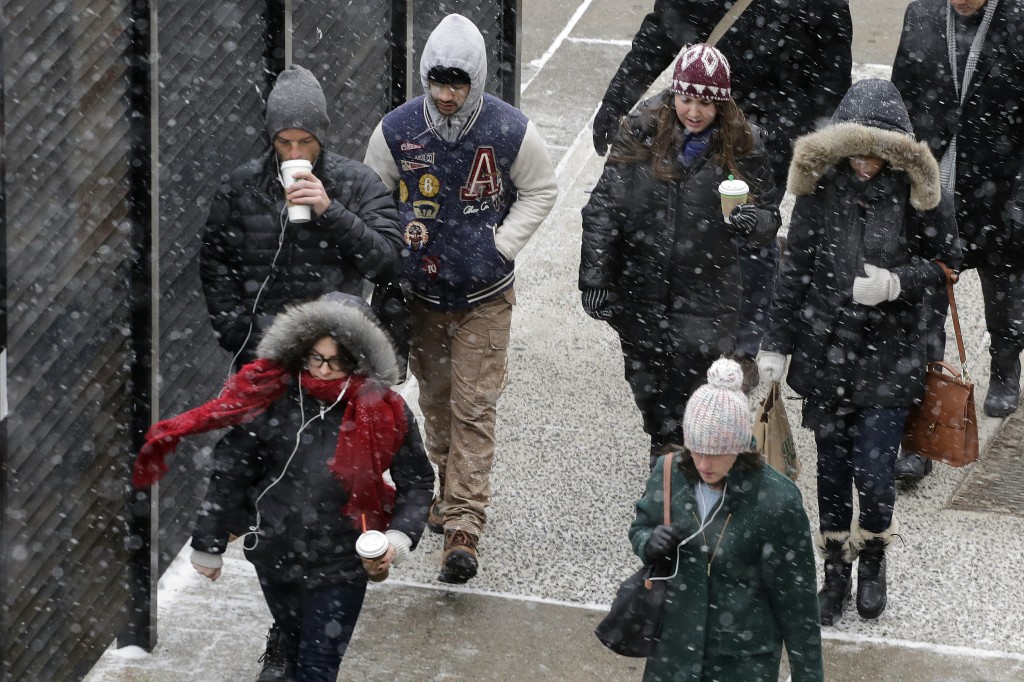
[319,405,326,420]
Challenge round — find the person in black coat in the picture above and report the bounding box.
[891,0,1024,482]
[758,79,962,626]
[581,44,780,460]
[132,294,433,681]
[200,65,403,371]
[592,1,853,371]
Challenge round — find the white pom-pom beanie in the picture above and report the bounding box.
[683,358,752,455]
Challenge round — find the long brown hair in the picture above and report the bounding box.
[611,94,755,184]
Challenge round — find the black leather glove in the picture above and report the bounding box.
[728,203,760,237]
[581,288,613,320]
[645,524,683,562]
[593,101,621,156]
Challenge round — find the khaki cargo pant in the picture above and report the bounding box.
[409,288,514,538]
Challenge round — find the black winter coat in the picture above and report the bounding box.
[200,149,402,363]
[892,0,1024,261]
[581,91,779,356]
[191,384,434,589]
[597,0,852,183]
[765,132,962,423]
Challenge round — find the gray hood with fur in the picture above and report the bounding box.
[255,293,399,385]
[787,79,940,211]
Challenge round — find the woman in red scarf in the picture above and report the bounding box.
[133,293,434,681]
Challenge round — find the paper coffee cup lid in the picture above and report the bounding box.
[356,530,389,559]
[280,159,312,170]
[719,177,749,196]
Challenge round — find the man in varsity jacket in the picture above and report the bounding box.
[364,13,558,584]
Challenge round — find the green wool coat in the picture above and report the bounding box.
[629,455,823,682]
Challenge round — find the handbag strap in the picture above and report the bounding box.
[935,260,969,380]
[662,453,673,525]
[707,0,755,46]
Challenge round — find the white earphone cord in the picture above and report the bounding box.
[239,376,350,551]
[648,480,728,583]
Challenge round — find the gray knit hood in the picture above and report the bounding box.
[265,65,331,144]
[419,14,487,141]
[787,79,941,210]
[255,293,400,385]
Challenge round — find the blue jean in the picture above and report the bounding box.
[814,407,908,534]
[736,237,778,358]
[259,577,367,682]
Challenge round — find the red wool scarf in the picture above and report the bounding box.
[132,358,408,531]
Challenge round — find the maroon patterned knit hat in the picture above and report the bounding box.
[670,43,731,102]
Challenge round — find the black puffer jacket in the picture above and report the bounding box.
[763,80,963,424]
[581,91,779,355]
[595,0,852,184]
[192,296,434,589]
[200,149,402,363]
[891,0,1024,262]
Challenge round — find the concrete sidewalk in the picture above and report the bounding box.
[86,1,1024,680]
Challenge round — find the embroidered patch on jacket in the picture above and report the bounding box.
[421,255,440,280]
[413,201,441,220]
[419,173,441,198]
[404,220,429,250]
[400,141,425,151]
[461,146,502,201]
[399,180,409,203]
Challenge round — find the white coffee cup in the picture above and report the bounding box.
[356,530,390,582]
[718,176,750,222]
[279,159,313,223]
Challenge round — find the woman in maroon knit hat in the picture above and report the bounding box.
[580,43,781,464]
[133,293,433,681]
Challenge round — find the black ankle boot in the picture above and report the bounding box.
[984,354,1022,418]
[894,453,933,485]
[257,626,292,681]
[857,537,888,619]
[818,538,852,626]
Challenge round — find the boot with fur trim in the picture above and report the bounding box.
[815,531,854,626]
[852,522,898,619]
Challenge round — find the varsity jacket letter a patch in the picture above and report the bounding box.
[461,147,501,200]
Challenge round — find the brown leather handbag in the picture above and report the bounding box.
[901,262,979,467]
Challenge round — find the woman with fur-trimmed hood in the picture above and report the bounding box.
[757,79,961,627]
[132,293,434,681]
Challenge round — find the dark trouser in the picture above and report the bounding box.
[256,574,367,682]
[613,323,713,453]
[925,260,1024,361]
[814,407,908,535]
[736,237,779,359]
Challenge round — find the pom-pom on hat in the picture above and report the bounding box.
[683,358,752,455]
[670,43,731,102]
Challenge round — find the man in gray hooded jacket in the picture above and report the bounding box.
[364,13,558,584]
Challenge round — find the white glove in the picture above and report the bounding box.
[757,351,787,384]
[852,264,901,306]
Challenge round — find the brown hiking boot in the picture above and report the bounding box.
[438,529,479,584]
[427,498,444,535]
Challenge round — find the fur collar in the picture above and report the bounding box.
[787,121,941,210]
[255,296,400,385]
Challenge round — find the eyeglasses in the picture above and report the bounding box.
[306,352,348,372]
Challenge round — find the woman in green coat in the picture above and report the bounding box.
[629,358,822,681]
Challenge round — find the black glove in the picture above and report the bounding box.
[728,203,760,238]
[645,524,683,562]
[581,288,613,320]
[592,101,621,156]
